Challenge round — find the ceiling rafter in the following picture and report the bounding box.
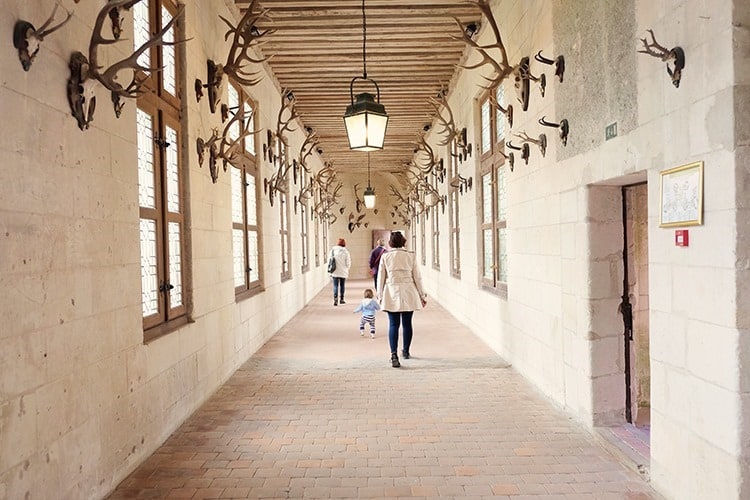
[234,0,480,173]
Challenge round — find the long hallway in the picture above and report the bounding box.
[107,280,658,499]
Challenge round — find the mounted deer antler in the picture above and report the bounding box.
[388,186,420,220]
[428,90,463,147]
[489,92,513,129]
[296,176,315,206]
[450,174,473,194]
[452,0,522,90]
[264,91,303,204]
[67,0,186,130]
[638,29,685,88]
[347,212,367,233]
[276,89,300,140]
[109,0,140,40]
[506,141,529,165]
[196,0,275,112]
[428,89,472,161]
[538,116,569,146]
[520,62,546,98]
[498,149,515,171]
[196,104,254,183]
[515,56,531,111]
[218,106,253,167]
[311,162,343,222]
[196,129,221,182]
[14,3,72,71]
[515,131,547,157]
[534,50,565,83]
[297,126,320,175]
[353,184,367,214]
[413,133,439,176]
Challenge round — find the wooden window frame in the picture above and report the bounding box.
[137,0,189,342]
[477,86,508,297]
[299,168,310,273]
[419,211,426,266]
[279,141,292,281]
[431,173,441,271]
[448,140,461,278]
[313,212,321,267]
[228,82,264,300]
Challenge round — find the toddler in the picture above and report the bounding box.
[353,289,380,338]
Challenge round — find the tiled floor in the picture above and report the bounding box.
[107,280,660,499]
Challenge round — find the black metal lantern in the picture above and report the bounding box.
[343,0,388,151]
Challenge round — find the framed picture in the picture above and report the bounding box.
[659,161,704,227]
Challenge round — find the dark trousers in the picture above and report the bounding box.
[332,277,346,299]
[372,272,378,289]
[387,311,414,354]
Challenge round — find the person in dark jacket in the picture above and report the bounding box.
[368,238,387,288]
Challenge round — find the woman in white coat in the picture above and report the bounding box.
[376,231,427,368]
[329,238,351,306]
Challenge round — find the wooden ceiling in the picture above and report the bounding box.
[233,0,481,174]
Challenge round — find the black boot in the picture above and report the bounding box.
[402,349,410,359]
[391,353,400,368]
[333,297,338,306]
[339,296,345,304]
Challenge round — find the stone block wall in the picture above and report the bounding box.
[0,0,330,498]
[417,0,749,498]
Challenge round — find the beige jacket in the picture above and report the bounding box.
[376,248,426,312]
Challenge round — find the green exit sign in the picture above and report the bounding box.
[605,122,618,140]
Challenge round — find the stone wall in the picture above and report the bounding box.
[0,1,330,498]
[417,0,747,498]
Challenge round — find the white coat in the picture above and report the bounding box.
[376,248,426,312]
[328,245,351,278]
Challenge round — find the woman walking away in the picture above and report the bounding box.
[376,231,427,368]
[329,238,351,306]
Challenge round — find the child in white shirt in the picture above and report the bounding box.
[353,289,380,338]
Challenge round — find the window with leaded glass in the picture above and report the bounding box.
[279,142,292,281]
[228,82,263,299]
[321,216,328,267]
[419,213,426,266]
[477,85,508,295]
[448,140,461,278]
[299,168,310,273]
[136,0,187,340]
[431,174,440,270]
[411,224,417,258]
[313,212,321,267]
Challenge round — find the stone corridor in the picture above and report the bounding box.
[107,280,658,499]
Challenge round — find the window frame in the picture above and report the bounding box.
[137,0,189,342]
[448,140,461,278]
[279,141,292,281]
[228,81,264,300]
[299,168,310,273]
[431,173,441,270]
[477,85,508,297]
[419,211,426,266]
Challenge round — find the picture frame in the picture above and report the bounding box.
[659,161,704,227]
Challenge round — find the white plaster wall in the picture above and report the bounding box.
[416,0,747,498]
[0,1,330,498]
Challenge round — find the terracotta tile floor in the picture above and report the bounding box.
[107,280,660,499]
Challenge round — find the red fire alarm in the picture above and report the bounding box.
[675,229,689,247]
